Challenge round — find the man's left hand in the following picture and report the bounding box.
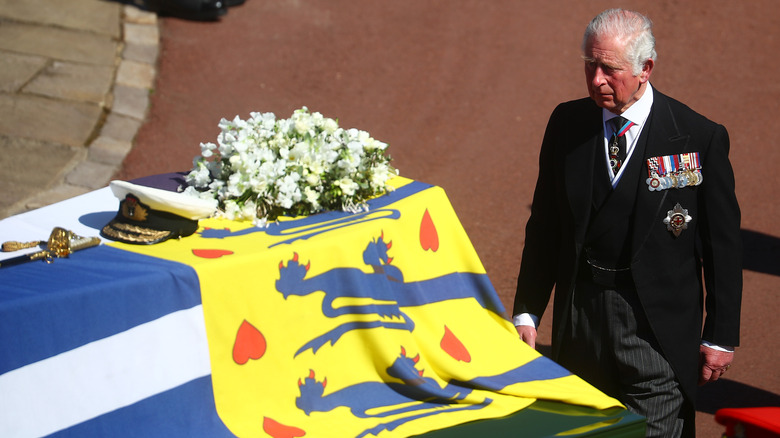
[699,345,734,385]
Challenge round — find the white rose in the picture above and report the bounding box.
[335,177,358,196]
[306,172,320,186]
[295,118,312,135]
[323,118,339,134]
[303,186,320,209]
[223,200,241,220]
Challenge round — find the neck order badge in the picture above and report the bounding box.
[608,117,634,174]
[113,177,621,437]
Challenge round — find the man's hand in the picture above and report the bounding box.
[515,325,538,349]
[699,344,734,385]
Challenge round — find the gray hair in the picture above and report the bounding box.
[582,9,657,76]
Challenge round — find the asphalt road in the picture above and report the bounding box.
[116,1,780,435]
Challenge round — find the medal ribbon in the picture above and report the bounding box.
[647,157,660,176]
[646,152,702,186]
[664,155,677,174]
[615,120,634,137]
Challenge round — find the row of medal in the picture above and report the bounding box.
[645,152,703,192]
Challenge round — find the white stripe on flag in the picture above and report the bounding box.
[0,306,212,438]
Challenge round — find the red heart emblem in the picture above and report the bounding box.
[233,320,267,365]
[263,417,305,438]
[192,249,234,259]
[440,325,471,362]
[420,209,439,252]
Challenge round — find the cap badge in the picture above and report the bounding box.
[121,195,148,221]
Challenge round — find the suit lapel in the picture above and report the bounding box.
[565,108,603,244]
[631,90,692,258]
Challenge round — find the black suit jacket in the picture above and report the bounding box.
[513,87,742,402]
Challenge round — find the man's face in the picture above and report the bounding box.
[583,35,652,114]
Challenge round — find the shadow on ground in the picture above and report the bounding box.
[742,229,780,277]
[697,379,780,414]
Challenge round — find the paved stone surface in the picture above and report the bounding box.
[0,93,102,146]
[0,134,82,207]
[0,0,121,36]
[0,0,159,217]
[0,52,47,92]
[23,60,115,104]
[0,22,119,64]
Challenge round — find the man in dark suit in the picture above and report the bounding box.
[512,8,742,437]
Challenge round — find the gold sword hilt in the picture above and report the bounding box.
[46,227,101,261]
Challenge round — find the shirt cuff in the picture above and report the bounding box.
[513,313,539,329]
[701,340,734,353]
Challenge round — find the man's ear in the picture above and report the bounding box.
[639,59,654,83]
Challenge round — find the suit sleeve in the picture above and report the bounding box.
[698,124,742,346]
[513,106,564,318]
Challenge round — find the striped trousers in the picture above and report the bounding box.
[557,280,691,438]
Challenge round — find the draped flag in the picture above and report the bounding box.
[0,244,234,438]
[113,177,621,437]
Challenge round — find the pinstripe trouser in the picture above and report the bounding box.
[557,280,689,438]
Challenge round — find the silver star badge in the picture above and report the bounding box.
[663,203,692,237]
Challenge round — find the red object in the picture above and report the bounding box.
[440,325,471,363]
[419,209,439,252]
[716,407,780,437]
[192,249,234,259]
[232,319,267,365]
[262,417,305,438]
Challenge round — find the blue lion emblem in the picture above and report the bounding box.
[295,348,572,437]
[276,233,506,356]
[276,233,413,356]
[296,347,491,437]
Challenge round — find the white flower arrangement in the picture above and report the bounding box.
[182,107,398,226]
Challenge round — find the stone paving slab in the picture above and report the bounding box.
[116,59,156,89]
[23,61,115,105]
[0,22,119,65]
[0,51,47,93]
[0,0,121,38]
[65,160,118,190]
[0,93,102,147]
[0,135,82,212]
[123,40,160,65]
[88,136,133,166]
[124,21,160,46]
[100,112,145,143]
[112,84,151,120]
